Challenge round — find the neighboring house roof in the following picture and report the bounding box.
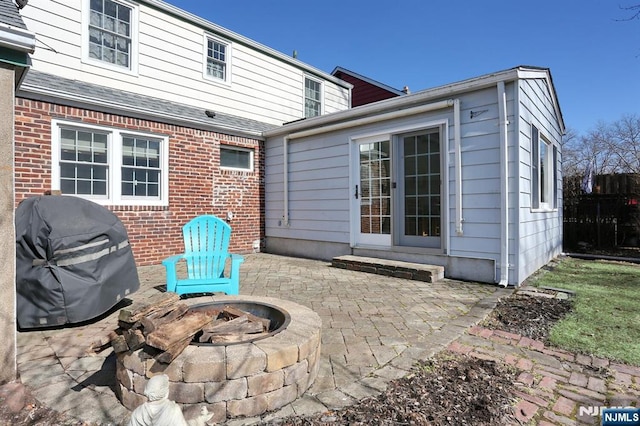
[19,70,278,138]
[0,0,27,29]
[265,65,565,138]
[332,66,405,107]
[141,0,351,90]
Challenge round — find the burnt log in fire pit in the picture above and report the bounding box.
[114,295,322,423]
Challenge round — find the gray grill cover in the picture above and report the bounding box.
[15,195,140,328]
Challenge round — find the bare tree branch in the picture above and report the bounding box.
[616,3,640,21]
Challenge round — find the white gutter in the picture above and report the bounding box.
[497,81,510,287]
[0,23,36,53]
[454,99,463,235]
[288,99,454,140]
[281,98,456,229]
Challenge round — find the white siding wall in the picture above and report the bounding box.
[449,88,502,265]
[266,87,514,280]
[21,0,350,125]
[516,78,563,283]
[265,131,352,244]
[265,74,562,285]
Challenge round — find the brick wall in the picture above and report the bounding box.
[14,98,265,266]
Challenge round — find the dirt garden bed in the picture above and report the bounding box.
[273,292,572,426]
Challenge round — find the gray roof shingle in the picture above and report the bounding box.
[0,0,27,29]
[20,70,280,137]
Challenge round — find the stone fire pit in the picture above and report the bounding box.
[115,295,322,423]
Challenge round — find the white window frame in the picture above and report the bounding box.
[51,119,169,207]
[203,33,232,85]
[82,0,139,75]
[220,145,254,172]
[531,124,557,211]
[304,75,323,118]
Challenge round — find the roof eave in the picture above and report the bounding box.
[331,66,405,95]
[516,67,566,134]
[18,86,268,140]
[264,68,523,138]
[264,66,565,138]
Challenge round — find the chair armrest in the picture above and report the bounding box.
[162,254,185,293]
[162,254,185,267]
[229,254,244,277]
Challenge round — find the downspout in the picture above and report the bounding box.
[497,81,509,287]
[454,99,463,235]
[283,136,289,226]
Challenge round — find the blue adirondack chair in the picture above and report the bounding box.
[162,215,244,296]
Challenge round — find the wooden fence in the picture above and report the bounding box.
[563,174,640,250]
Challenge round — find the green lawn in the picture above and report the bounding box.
[531,257,640,366]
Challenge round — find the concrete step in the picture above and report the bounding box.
[331,255,444,283]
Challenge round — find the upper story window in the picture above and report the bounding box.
[88,0,132,68]
[204,35,231,84]
[84,0,138,73]
[531,124,558,211]
[220,146,253,171]
[304,76,322,118]
[52,120,169,206]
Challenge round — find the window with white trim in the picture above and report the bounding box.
[304,77,322,118]
[204,35,231,83]
[86,0,136,71]
[52,120,169,206]
[121,136,161,197]
[220,146,253,171]
[531,124,558,210]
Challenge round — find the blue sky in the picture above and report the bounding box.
[167,0,639,137]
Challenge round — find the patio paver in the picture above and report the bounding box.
[15,252,639,425]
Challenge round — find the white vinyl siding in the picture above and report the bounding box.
[446,87,506,265]
[266,132,351,242]
[517,78,563,284]
[265,70,563,285]
[51,119,169,206]
[21,2,350,126]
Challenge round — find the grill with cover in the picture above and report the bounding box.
[15,195,140,328]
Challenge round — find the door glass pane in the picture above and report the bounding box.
[404,155,416,175]
[359,141,390,235]
[403,131,440,238]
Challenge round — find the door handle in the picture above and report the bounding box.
[354,184,359,199]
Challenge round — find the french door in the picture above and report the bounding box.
[397,130,441,248]
[353,128,442,249]
[355,138,392,246]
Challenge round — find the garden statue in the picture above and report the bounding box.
[127,374,213,426]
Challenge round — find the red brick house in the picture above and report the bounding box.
[16,0,352,266]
